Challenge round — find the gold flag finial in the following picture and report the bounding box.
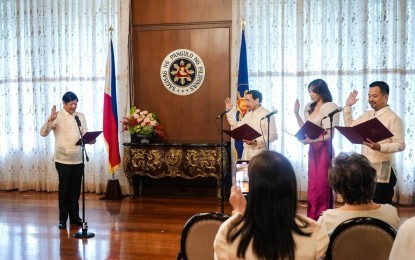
[241,19,246,31]
[109,26,114,38]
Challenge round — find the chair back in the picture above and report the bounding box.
[326,217,397,260]
[177,212,229,260]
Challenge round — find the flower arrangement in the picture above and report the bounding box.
[121,106,167,139]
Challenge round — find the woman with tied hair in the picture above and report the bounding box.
[214,151,329,260]
[318,152,400,233]
[294,79,340,221]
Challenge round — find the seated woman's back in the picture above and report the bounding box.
[215,213,328,260]
[318,152,400,233]
[213,151,329,260]
[318,204,399,233]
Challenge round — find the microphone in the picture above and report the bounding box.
[261,109,278,120]
[74,115,81,127]
[217,110,230,118]
[322,107,343,119]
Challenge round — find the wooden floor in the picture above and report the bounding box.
[0,191,414,260]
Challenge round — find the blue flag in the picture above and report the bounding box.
[235,30,249,159]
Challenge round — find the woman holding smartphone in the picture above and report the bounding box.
[214,151,329,260]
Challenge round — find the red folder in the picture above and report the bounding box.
[295,121,325,140]
[75,131,102,146]
[223,124,261,141]
[335,118,393,144]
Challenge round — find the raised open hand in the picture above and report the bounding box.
[225,97,233,111]
[346,90,359,106]
[49,105,58,121]
[294,99,300,114]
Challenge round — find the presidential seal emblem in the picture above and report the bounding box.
[160,49,205,96]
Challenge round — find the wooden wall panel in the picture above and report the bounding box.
[131,0,232,25]
[132,26,230,142]
[131,0,232,143]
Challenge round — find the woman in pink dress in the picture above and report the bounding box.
[294,79,340,220]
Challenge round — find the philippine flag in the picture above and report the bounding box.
[103,39,121,174]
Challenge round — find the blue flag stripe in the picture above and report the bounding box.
[235,30,249,159]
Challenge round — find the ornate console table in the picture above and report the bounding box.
[123,142,230,198]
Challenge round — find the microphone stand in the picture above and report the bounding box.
[329,116,334,161]
[219,114,225,214]
[327,114,335,209]
[266,117,271,150]
[73,120,95,239]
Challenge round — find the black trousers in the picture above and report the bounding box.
[373,168,397,204]
[55,162,83,222]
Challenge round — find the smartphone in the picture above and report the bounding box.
[235,160,249,193]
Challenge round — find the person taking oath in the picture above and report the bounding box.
[40,91,96,229]
[343,81,406,204]
[294,79,340,221]
[224,90,278,160]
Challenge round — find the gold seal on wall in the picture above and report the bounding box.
[160,49,206,96]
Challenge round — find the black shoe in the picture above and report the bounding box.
[59,221,66,229]
[70,219,83,226]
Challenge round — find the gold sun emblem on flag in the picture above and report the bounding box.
[237,90,249,120]
[170,60,195,85]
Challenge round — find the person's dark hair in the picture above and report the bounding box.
[307,79,333,114]
[246,90,262,103]
[227,151,310,260]
[369,81,389,95]
[62,91,78,103]
[329,152,376,204]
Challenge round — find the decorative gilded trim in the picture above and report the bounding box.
[123,144,229,198]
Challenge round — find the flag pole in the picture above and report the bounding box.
[235,19,250,159]
[101,25,123,200]
[109,25,116,180]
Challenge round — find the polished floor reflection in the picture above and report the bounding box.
[0,191,233,259]
[0,191,414,259]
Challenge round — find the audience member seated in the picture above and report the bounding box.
[389,216,415,260]
[318,152,400,233]
[214,151,329,260]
